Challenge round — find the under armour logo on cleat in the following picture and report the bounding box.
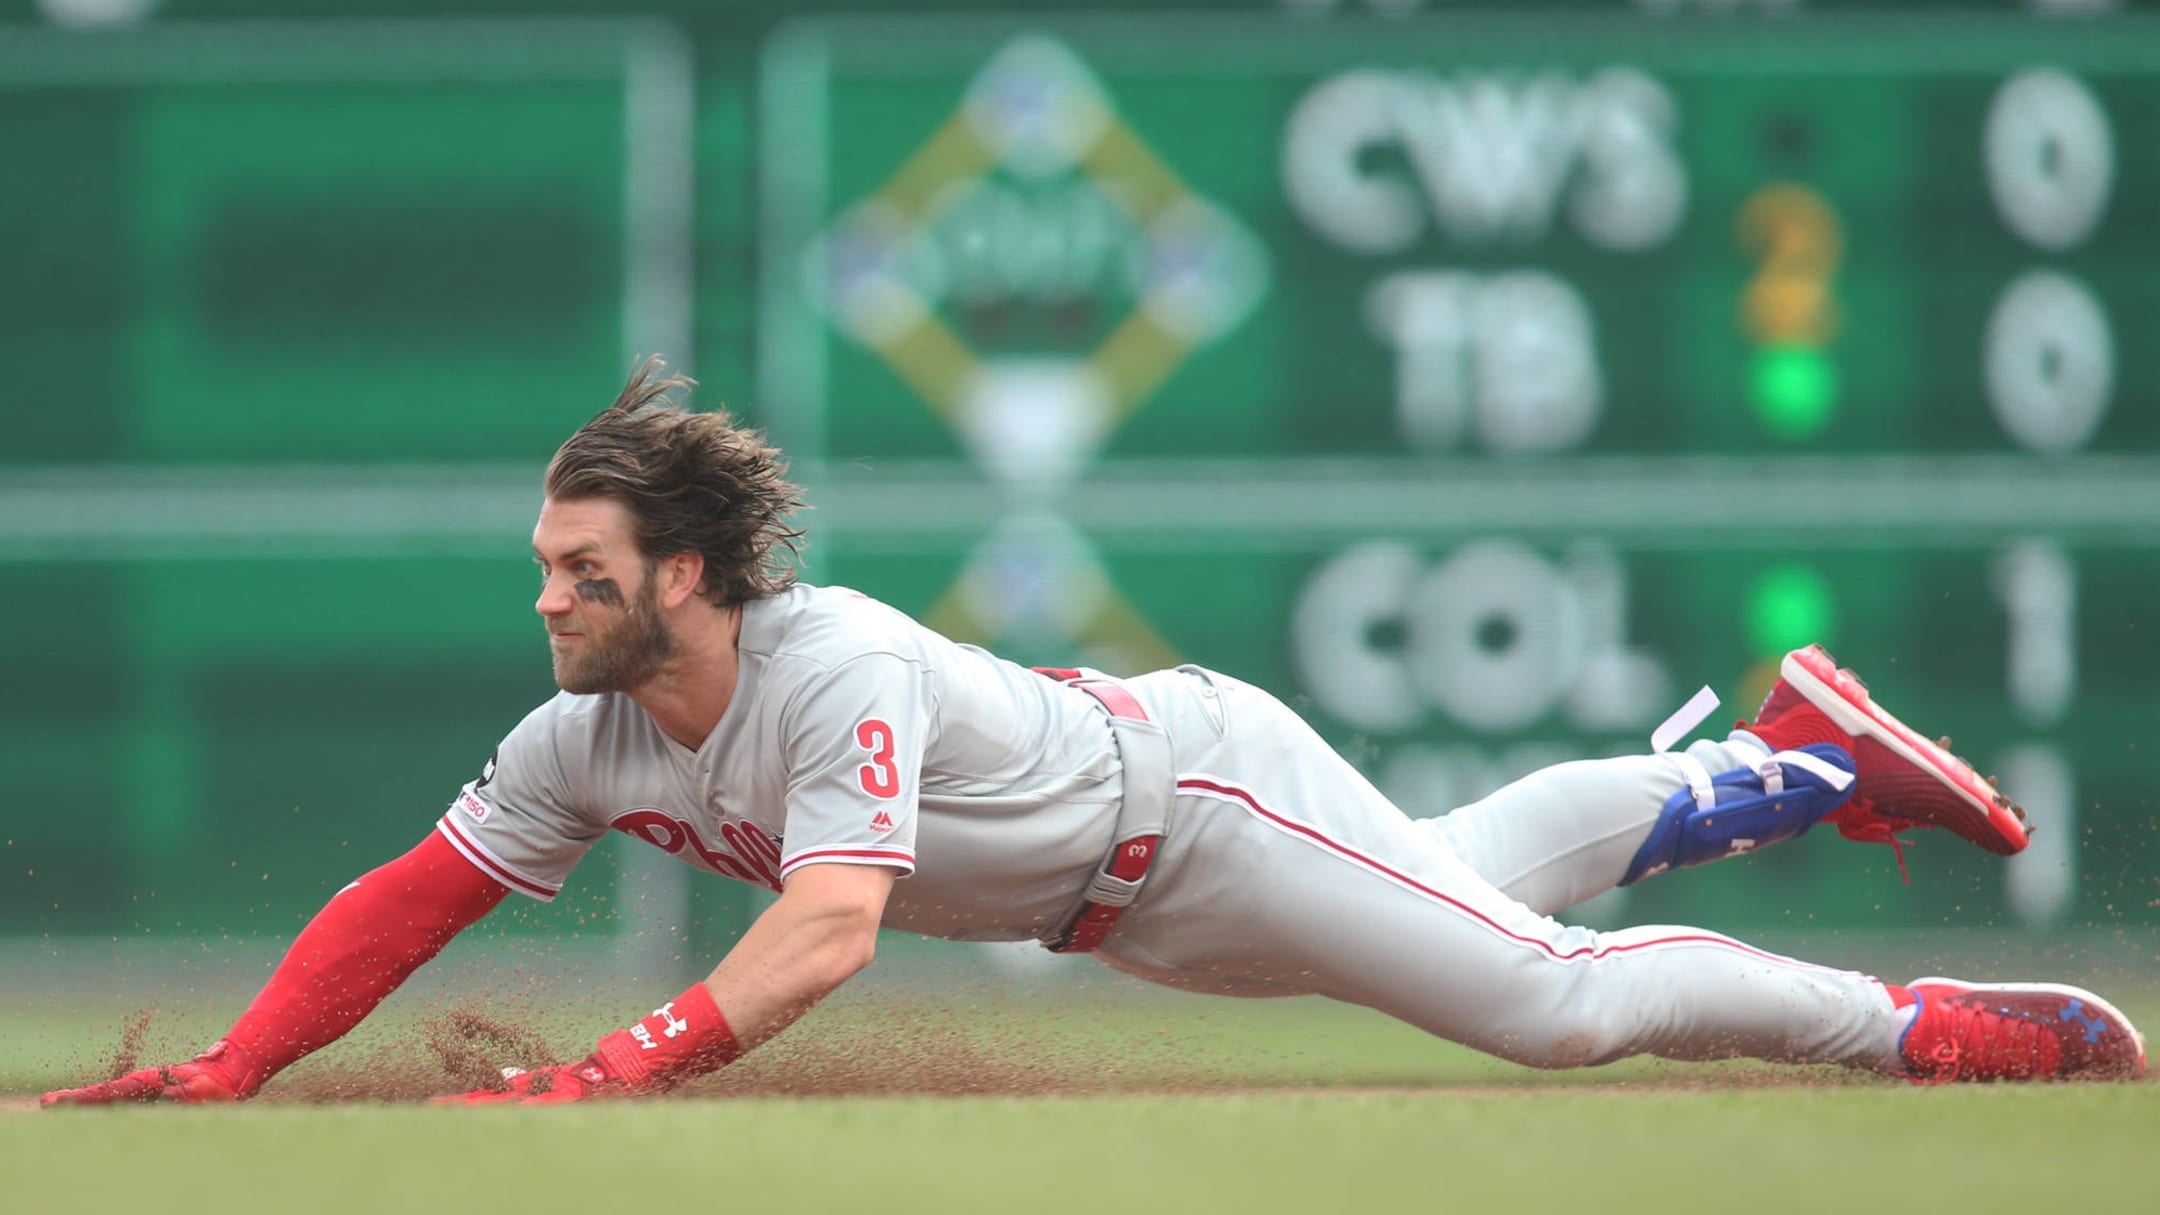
[2060,999,2109,1043]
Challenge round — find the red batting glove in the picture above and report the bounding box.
[442,1058,627,1106]
[41,1039,266,1107]
[437,983,741,1106]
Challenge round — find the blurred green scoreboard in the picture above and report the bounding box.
[765,16,2160,464]
[769,15,2160,932]
[3,14,2156,942]
[0,22,668,468]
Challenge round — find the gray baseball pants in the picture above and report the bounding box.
[1097,666,1902,1072]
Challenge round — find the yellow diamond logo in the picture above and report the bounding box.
[807,35,1269,490]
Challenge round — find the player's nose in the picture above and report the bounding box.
[535,575,575,618]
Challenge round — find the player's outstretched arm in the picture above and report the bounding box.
[442,861,896,1104]
[41,830,510,1106]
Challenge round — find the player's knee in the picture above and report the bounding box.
[1620,744,1855,886]
[1487,1025,1620,1070]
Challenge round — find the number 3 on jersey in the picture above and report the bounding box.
[855,719,901,799]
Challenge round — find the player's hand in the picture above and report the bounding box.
[40,1040,262,1107]
[434,1054,633,1106]
[434,984,741,1106]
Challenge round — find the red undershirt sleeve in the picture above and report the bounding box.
[220,830,509,1085]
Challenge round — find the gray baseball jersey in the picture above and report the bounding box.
[436,584,1128,941]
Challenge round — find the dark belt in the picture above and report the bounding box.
[1033,667,1169,954]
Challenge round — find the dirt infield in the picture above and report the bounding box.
[269,1002,1214,1102]
[23,999,1223,1105]
[27,990,2151,1106]
[13,999,1914,1106]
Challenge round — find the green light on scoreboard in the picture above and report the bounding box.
[1747,563,1837,660]
[1749,345,1837,440]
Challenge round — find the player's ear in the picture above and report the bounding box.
[658,552,705,609]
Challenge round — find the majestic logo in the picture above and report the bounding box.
[610,808,784,892]
[870,810,897,834]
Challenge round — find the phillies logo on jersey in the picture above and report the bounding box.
[609,808,785,892]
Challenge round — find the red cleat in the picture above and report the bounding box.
[1898,978,2148,1083]
[1745,645,2029,857]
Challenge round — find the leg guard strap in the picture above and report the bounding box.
[1620,744,1857,886]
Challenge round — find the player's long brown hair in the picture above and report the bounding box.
[545,357,807,607]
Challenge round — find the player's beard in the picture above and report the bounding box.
[551,577,676,694]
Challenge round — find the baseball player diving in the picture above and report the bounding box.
[42,361,2147,1106]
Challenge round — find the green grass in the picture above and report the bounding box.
[11,1086,2159,1215]
[6,987,2157,1214]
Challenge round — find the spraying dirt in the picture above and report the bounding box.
[103,1009,156,1082]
